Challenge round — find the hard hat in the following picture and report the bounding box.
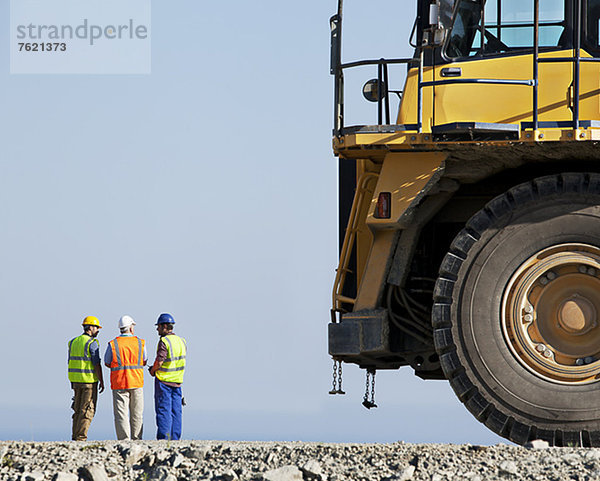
[82,316,102,328]
[156,313,175,325]
[118,315,135,329]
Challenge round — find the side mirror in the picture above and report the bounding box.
[429,2,439,26]
[362,79,387,102]
[426,2,446,46]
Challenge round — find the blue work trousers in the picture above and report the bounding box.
[154,378,182,440]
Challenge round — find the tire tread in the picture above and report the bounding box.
[433,173,598,447]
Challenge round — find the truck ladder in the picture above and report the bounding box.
[331,171,379,320]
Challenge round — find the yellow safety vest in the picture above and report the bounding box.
[156,334,186,384]
[68,334,99,383]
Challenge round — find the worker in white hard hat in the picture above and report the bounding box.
[104,315,148,440]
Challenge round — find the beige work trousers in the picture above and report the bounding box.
[112,388,144,440]
[71,382,98,441]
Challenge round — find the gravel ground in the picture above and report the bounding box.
[1,440,600,481]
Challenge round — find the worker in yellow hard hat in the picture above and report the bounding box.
[67,316,105,441]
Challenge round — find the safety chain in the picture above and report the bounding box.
[329,358,346,395]
[362,369,377,409]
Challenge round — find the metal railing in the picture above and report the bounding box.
[331,0,592,138]
[332,57,414,135]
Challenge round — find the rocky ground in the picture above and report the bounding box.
[1,440,600,481]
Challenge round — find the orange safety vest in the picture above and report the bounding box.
[109,336,145,390]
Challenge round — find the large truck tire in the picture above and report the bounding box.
[433,173,600,446]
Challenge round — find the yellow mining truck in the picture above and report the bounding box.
[329,0,600,446]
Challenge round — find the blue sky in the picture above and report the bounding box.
[0,0,503,445]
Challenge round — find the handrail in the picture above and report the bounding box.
[539,57,600,63]
[574,0,582,130]
[341,58,414,69]
[333,57,413,135]
[331,171,379,318]
[533,0,539,130]
[420,78,535,87]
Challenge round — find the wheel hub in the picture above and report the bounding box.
[558,295,596,334]
[502,243,600,384]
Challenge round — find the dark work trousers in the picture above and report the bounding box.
[154,378,182,440]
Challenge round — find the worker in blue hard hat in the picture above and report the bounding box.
[149,313,187,440]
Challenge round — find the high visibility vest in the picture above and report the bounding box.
[156,334,186,384]
[68,334,99,383]
[109,336,145,390]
